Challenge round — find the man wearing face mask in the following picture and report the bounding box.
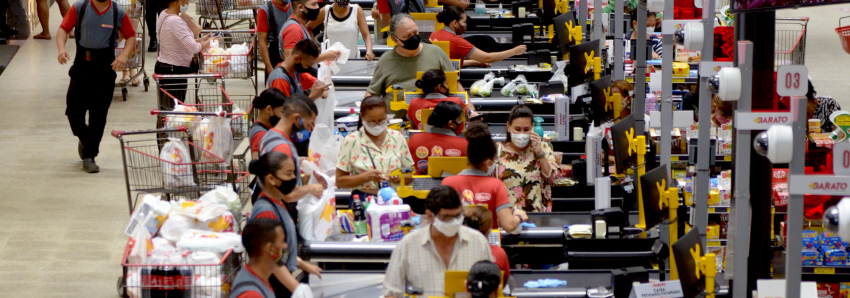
[57,0,136,173]
[268,39,329,100]
[365,13,460,119]
[231,218,287,298]
[383,186,493,298]
[430,6,526,68]
[258,0,293,81]
[279,0,340,63]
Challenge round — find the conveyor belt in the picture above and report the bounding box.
[330,59,519,87]
[525,211,640,228]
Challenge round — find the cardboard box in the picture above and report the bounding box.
[803,230,820,252]
[707,222,720,239]
[822,231,849,251]
[818,283,840,298]
[554,96,570,142]
[825,250,848,266]
[672,62,690,76]
[803,251,822,266]
[839,282,849,298]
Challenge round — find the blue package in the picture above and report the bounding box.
[802,230,820,252]
[801,251,821,266]
[825,250,848,266]
[520,222,537,228]
[524,279,567,288]
[821,231,848,251]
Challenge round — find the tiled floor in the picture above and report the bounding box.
[1,2,849,297]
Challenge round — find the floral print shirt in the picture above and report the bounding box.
[494,141,560,212]
[336,127,415,191]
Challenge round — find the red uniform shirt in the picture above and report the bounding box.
[408,129,468,175]
[376,0,390,13]
[407,95,466,132]
[256,1,291,34]
[442,169,512,229]
[429,28,476,67]
[270,69,318,97]
[251,122,271,153]
[490,244,510,283]
[266,128,294,157]
[60,0,136,48]
[281,16,311,50]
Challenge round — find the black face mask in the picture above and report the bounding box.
[294,58,310,73]
[395,34,421,50]
[453,22,466,35]
[335,0,349,6]
[275,175,298,195]
[303,6,321,21]
[269,115,281,127]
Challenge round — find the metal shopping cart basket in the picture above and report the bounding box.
[775,17,808,67]
[154,73,232,112]
[117,240,242,298]
[195,0,264,29]
[197,30,258,92]
[152,109,250,147]
[835,16,850,55]
[115,0,150,101]
[112,127,234,214]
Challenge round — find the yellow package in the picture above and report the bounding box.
[708,190,720,206]
[672,62,690,77]
[707,222,720,239]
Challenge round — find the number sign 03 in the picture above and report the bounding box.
[835,142,850,175]
[776,65,808,97]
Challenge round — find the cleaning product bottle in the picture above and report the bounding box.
[378,181,397,205]
[533,117,545,138]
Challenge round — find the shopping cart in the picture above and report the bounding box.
[115,0,150,101]
[112,127,234,214]
[195,0,264,29]
[775,17,808,67]
[154,74,230,111]
[117,240,242,298]
[197,30,258,89]
[151,109,250,145]
[835,16,850,55]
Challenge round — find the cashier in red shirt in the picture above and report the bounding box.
[408,69,474,130]
[279,0,340,62]
[407,101,468,175]
[250,88,287,160]
[442,122,527,232]
[268,39,329,100]
[430,6,526,68]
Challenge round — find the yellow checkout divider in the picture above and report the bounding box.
[396,156,468,199]
[434,271,513,298]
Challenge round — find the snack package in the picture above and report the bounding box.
[125,195,171,236]
[839,282,849,297]
[338,210,355,233]
[803,230,820,252]
[818,283,839,298]
[825,250,848,266]
[822,231,849,251]
[802,251,822,266]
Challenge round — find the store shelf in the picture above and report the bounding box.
[655,154,732,162]
[706,239,727,247]
[625,76,698,84]
[802,266,850,276]
[686,206,730,214]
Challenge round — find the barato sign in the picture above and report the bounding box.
[789,174,850,196]
[631,281,684,298]
[735,112,793,130]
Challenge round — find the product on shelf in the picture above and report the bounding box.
[818,283,840,298]
[772,168,789,207]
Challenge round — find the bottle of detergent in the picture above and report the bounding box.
[378,181,397,205]
[533,117,545,138]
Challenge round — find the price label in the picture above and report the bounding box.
[707,241,722,247]
[834,143,850,175]
[814,267,835,275]
[776,65,808,96]
[671,156,679,161]
[708,208,716,213]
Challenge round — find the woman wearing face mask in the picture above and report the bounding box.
[407,69,470,131]
[336,96,414,200]
[248,151,323,298]
[155,0,216,107]
[307,0,375,61]
[443,123,527,233]
[628,9,661,60]
[495,105,560,212]
[430,6,527,68]
[407,101,468,175]
[279,0,341,63]
[250,88,287,160]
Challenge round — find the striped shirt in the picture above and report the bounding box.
[383,225,493,297]
[156,13,201,67]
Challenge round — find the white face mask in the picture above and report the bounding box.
[486,160,498,175]
[511,133,530,148]
[646,26,656,37]
[432,215,463,237]
[364,122,387,136]
[179,2,189,14]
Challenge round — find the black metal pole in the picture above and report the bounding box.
[735,10,775,297]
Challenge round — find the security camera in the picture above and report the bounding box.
[673,22,704,52]
[753,125,793,164]
[824,198,850,242]
[708,67,742,102]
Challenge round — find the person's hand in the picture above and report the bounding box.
[311,81,330,98]
[530,133,544,157]
[513,45,528,56]
[472,61,491,67]
[388,174,401,184]
[58,50,70,64]
[111,55,128,71]
[454,0,469,9]
[200,33,213,42]
[513,208,528,221]
[301,262,323,278]
[363,169,387,183]
[365,51,375,61]
[326,49,341,61]
[652,52,661,60]
[315,173,328,189]
[308,184,324,197]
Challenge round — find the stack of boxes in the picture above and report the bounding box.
[801,230,850,266]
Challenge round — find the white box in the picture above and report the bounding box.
[555,96,571,142]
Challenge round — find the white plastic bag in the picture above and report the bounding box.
[292,284,315,298]
[128,224,154,265]
[158,213,196,242]
[196,210,235,232]
[194,114,233,165]
[160,138,196,188]
[228,42,250,76]
[479,77,505,97]
[549,63,569,90]
[176,229,244,253]
[151,237,177,251]
[307,124,343,179]
[164,103,200,131]
[198,186,242,218]
[296,171,339,241]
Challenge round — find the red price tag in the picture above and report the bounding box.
[776,65,808,97]
[834,142,850,175]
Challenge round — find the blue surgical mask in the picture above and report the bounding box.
[291,118,312,143]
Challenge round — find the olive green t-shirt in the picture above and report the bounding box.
[366,43,454,117]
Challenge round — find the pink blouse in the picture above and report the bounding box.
[156,13,201,67]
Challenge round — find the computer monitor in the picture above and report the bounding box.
[567,39,600,88]
[554,12,580,58]
[609,113,636,174]
[638,163,670,230]
[629,40,654,60]
[672,227,705,298]
[588,75,613,125]
[538,0,558,25]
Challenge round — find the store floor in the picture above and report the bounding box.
[0,2,848,297]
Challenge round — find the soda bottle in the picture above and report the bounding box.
[353,199,368,238]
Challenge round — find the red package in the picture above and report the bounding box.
[819,283,840,298]
[772,169,789,207]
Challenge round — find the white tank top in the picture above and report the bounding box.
[324,4,361,59]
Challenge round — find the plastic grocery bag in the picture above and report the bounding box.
[307,124,343,179]
[479,77,505,97]
[196,210,235,232]
[160,138,196,188]
[176,229,244,253]
[195,113,233,165]
[292,284,315,298]
[198,186,242,220]
[158,213,196,242]
[470,72,496,96]
[296,171,339,241]
[128,224,154,265]
[549,63,569,90]
[164,103,200,131]
[228,42,249,76]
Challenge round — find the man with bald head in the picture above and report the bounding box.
[365,13,463,118]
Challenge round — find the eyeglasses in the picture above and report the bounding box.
[436,213,464,222]
[365,119,389,127]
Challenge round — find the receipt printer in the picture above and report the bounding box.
[512,23,535,43]
[612,266,649,298]
[591,207,626,238]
